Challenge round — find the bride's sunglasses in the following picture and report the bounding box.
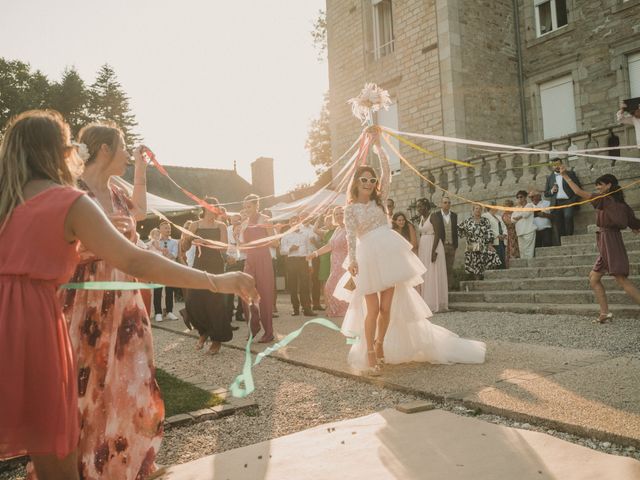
[359,177,378,185]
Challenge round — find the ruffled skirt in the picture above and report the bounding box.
[334,226,486,372]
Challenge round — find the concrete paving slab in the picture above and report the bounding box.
[156,409,640,480]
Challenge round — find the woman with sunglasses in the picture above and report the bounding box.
[335,136,485,375]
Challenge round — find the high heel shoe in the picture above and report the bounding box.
[364,350,382,377]
[374,339,385,365]
[594,313,614,324]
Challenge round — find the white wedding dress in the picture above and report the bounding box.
[334,153,486,372]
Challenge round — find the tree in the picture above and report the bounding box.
[310,9,327,62]
[88,64,141,144]
[49,67,90,135]
[305,92,332,172]
[0,58,52,129]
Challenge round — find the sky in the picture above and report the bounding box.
[0,0,328,194]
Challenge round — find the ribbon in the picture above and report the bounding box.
[229,318,358,398]
[381,134,640,213]
[384,127,640,164]
[61,281,163,290]
[386,131,474,167]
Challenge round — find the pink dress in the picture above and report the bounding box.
[418,215,448,312]
[324,227,349,317]
[0,187,83,460]
[242,222,274,339]
[47,183,164,480]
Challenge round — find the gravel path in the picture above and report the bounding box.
[434,311,640,356]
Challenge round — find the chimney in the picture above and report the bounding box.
[251,157,275,197]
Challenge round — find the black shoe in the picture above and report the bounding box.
[235,316,245,322]
[312,305,324,311]
[231,325,239,331]
[303,309,315,317]
[292,311,300,316]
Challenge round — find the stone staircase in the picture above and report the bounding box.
[450,230,640,318]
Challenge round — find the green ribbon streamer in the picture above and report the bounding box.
[61,281,163,290]
[229,318,358,398]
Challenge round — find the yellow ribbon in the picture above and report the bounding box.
[383,129,474,168]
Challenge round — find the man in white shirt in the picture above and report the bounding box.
[511,190,537,259]
[153,221,179,322]
[226,214,246,323]
[544,158,581,246]
[482,203,507,269]
[617,100,640,147]
[431,196,459,287]
[530,189,553,248]
[280,215,315,316]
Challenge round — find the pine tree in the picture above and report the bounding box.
[305,92,332,172]
[0,58,51,129]
[88,64,141,144]
[49,67,90,135]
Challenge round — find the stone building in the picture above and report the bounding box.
[326,0,640,228]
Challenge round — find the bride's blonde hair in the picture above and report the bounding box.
[0,110,83,227]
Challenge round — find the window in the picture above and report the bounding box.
[372,0,394,60]
[535,0,568,37]
[539,75,577,139]
[376,101,401,174]
[629,52,640,98]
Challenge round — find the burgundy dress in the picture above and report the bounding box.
[592,196,640,276]
[242,222,274,339]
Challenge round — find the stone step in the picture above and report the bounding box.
[484,264,640,280]
[459,276,640,292]
[560,230,638,246]
[509,251,640,268]
[449,290,638,305]
[449,301,640,318]
[534,240,640,258]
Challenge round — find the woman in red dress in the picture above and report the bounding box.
[559,166,640,323]
[0,110,258,480]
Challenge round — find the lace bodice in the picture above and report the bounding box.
[344,146,391,264]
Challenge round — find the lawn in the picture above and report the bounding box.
[155,368,225,417]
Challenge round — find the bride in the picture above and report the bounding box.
[335,133,486,375]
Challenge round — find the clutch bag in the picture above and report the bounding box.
[343,276,356,291]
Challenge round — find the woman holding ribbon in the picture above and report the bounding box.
[559,167,640,323]
[240,194,276,343]
[334,131,486,375]
[307,206,349,317]
[182,197,233,354]
[0,110,257,480]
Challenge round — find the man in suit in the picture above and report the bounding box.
[431,196,458,288]
[544,157,582,246]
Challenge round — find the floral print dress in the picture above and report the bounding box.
[55,183,163,479]
[458,216,502,276]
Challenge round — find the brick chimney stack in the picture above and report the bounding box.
[251,157,275,197]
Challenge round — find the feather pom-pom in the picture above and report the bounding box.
[72,142,90,162]
[347,83,391,125]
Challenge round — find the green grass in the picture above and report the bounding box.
[155,368,225,417]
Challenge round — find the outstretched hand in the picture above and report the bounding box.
[209,272,259,305]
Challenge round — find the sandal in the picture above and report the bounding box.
[195,336,206,350]
[374,339,385,365]
[364,350,382,377]
[207,341,221,355]
[593,313,614,324]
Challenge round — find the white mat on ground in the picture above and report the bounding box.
[156,409,640,480]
